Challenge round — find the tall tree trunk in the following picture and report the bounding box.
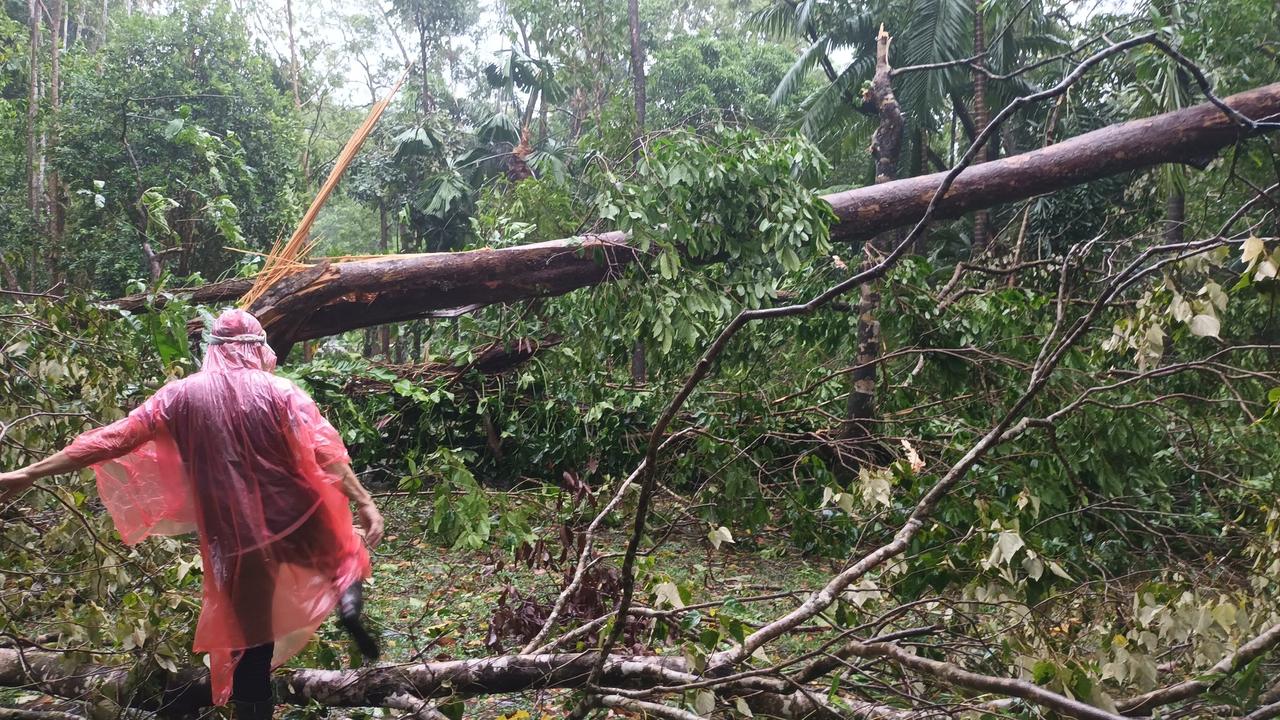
[379,199,391,358]
[521,86,540,130]
[285,0,301,108]
[26,0,42,287]
[844,26,903,442]
[417,20,433,117]
[91,0,107,52]
[26,0,41,219]
[628,0,645,132]
[538,96,548,142]
[970,1,991,255]
[909,126,930,254]
[628,0,648,383]
[71,0,83,47]
[515,19,539,130]
[0,257,19,289]
[47,0,64,271]
[284,0,309,186]
[1164,188,1185,243]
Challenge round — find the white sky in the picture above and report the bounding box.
[239,0,509,107]
[241,0,1140,108]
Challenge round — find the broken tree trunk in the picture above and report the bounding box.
[844,26,903,443]
[106,83,1280,351]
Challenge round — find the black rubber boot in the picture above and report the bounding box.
[231,643,275,720]
[338,580,380,661]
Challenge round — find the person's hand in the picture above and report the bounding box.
[355,501,384,549]
[0,470,35,505]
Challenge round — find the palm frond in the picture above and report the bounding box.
[898,0,972,129]
[528,149,567,185]
[796,67,862,140]
[796,0,818,34]
[749,1,803,39]
[835,10,878,51]
[772,36,833,108]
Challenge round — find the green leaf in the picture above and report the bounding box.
[439,699,465,720]
[163,118,185,140]
[1032,660,1058,685]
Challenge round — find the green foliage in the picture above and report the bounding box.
[3,0,1280,714]
[594,128,834,355]
[0,298,201,683]
[472,175,584,246]
[50,0,301,294]
[647,35,805,129]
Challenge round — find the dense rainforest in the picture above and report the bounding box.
[2,0,1280,718]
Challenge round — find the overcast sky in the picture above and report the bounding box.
[241,0,1140,109]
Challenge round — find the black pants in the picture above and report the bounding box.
[232,643,275,703]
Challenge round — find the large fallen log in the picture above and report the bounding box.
[0,648,858,719]
[108,82,1280,351]
[0,648,684,713]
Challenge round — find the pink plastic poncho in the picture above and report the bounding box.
[65,310,370,705]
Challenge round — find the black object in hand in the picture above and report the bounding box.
[337,581,380,660]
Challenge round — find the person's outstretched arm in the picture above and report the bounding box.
[1,404,159,505]
[326,462,385,549]
[0,451,88,503]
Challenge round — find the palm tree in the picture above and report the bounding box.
[756,0,1067,179]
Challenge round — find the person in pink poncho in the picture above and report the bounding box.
[0,309,385,720]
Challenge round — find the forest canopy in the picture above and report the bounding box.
[3,0,1280,719]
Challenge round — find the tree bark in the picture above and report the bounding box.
[970,0,991,255]
[628,0,648,383]
[378,199,391,358]
[1164,188,1185,243]
[26,0,41,220]
[628,0,645,132]
[0,647,888,720]
[0,648,688,715]
[416,17,433,116]
[106,83,1280,350]
[950,89,976,145]
[47,0,64,269]
[91,0,107,52]
[844,26,903,442]
[823,82,1276,239]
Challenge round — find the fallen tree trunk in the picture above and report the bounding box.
[340,336,560,395]
[0,649,873,719]
[107,82,1280,350]
[0,648,687,714]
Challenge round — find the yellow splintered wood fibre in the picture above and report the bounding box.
[240,64,412,309]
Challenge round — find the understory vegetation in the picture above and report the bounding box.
[3,0,1280,718]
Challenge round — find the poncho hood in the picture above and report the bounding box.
[203,308,278,372]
